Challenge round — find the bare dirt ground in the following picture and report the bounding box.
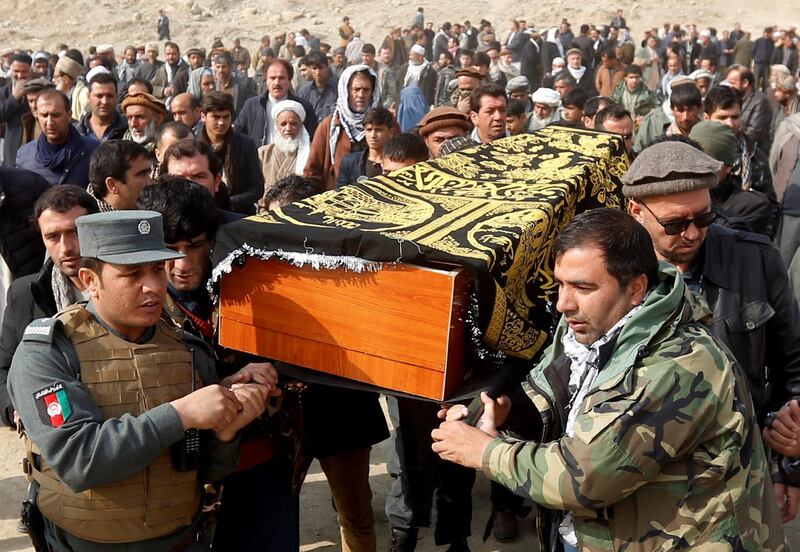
[0,398,541,551]
[2,396,800,551]
[0,1,798,550]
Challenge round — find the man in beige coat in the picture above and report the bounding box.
[257,100,310,211]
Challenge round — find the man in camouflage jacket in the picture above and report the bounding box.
[433,209,785,551]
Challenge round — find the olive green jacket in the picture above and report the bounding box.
[483,263,785,551]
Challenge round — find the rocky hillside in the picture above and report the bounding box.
[0,0,794,57]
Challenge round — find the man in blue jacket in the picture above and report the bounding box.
[16,89,98,186]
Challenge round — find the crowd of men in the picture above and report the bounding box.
[1,6,800,552]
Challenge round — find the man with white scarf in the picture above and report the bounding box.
[117,47,140,87]
[433,208,784,552]
[527,87,562,132]
[305,64,380,190]
[397,44,436,107]
[257,100,311,210]
[564,48,596,94]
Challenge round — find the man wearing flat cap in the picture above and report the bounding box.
[505,75,531,111]
[417,106,471,158]
[562,47,595,94]
[625,140,800,522]
[20,78,55,145]
[8,210,276,549]
[122,92,166,150]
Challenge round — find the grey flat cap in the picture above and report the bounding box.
[505,75,530,93]
[622,141,722,199]
[76,210,184,265]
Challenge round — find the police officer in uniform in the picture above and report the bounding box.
[8,210,273,551]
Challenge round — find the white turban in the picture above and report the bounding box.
[410,44,426,56]
[86,65,111,83]
[270,100,310,176]
[531,87,561,107]
[270,99,306,122]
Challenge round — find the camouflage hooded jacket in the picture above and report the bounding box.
[483,263,785,551]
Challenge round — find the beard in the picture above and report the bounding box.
[274,132,300,153]
[528,111,556,131]
[655,239,702,266]
[131,119,157,144]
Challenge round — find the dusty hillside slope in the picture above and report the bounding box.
[0,0,795,58]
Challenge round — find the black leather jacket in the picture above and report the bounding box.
[0,168,49,278]
[0,259,56,426]
[695,224,800,423]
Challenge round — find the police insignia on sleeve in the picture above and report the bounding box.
[33,383,72,427]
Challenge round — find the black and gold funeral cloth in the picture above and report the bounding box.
[212,126,628,380]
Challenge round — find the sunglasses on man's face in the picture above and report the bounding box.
[639,201,716,236]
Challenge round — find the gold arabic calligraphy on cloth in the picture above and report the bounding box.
[255,126,628,359]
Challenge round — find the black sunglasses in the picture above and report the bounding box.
[639,201,715,235]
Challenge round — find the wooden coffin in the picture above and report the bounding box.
[218,259,470,400]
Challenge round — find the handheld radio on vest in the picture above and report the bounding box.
[172,348,202,472]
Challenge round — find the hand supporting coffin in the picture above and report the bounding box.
[431,391,512,469]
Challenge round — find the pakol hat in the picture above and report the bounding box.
[455,67,483,80]
[622,141,722,199]
[688,69,712,82]
[122,92,166,114]
[418,107,471,137]
[55,56,84,80]
[670,76,696,89]
[77,211,183,265]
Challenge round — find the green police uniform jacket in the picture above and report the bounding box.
[482,264,785,551]
[8,302,240,551]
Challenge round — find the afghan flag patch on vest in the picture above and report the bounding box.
[34,383,72,427]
